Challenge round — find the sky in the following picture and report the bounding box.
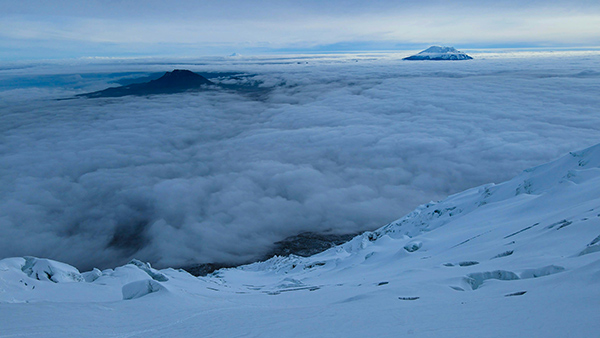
[1,53,599,270]
[1,0,600,60]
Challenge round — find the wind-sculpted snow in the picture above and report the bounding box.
[1,52,600,270]
[20,257,84,283]
[128,259,169,282]
[122,279,167,300]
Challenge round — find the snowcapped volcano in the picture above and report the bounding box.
[404,46,473,60]
[1,143,600,336]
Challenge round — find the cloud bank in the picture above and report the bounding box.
[1,1,599,59]
[1,53,599,270]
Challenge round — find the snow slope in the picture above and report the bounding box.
[1,143,600,337]
[404,46,473,60]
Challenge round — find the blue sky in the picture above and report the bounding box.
[1,0,599,59]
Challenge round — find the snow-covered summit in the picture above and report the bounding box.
[404,46,473,60]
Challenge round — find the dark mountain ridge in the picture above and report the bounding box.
[78,69,214,98]
[182,231,360,276]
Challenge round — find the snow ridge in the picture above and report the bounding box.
[232,142,600,274]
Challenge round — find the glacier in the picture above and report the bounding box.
[403,46,473,60]
[1,142,599,337]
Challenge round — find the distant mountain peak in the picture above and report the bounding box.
[159,69,203,81]
[162,69,196,77]
[78,69,213,98]
[421,46,459,54]
[148,69,213,89]
[404,46,473,61]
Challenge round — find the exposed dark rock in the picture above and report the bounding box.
[504,223,539,239]
[398,296,420,300]
[466,270,520,290]
[182,263,236,277]
[491,250,514,259]
[265,232,359,258]
[180,231,359,276]
[505,291,527,297]
[78,69,214,98]
[404,241,423,252]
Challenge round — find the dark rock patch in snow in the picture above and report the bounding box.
[546,219,572,230]
[504,223,539,239]
[182,263,236,277]
[398,296,420,300]
[505,291,527,297]
[267,232,359,258]
[579,235,600,256]
[515,179,534,195]
[182,232,358,276]
[520,265,565,279]
[404,241,423,252]
[458,261,479,267]
[466,270,520,290]
[304,262,326,269]
[579,245,600,256]
[364,252,376,260]
[491,250,514,259]
[452,231,491,248]
[463,266,564,290]
[588,234,600,247]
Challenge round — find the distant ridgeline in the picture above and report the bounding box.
[78,69,214,98]
[404,46,473,60]
[182,231,360,276]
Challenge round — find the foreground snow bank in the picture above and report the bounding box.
[122,279,167,300]
[21,257,84,283]
[0,257,84,284]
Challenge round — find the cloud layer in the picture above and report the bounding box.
[1,53,599,270]
[1,1,599,59]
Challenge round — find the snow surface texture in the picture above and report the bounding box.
[0,52,599,271]
[1,143,600,337]
[403,46,473,60]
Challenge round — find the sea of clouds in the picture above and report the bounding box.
[1,52,599,270]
